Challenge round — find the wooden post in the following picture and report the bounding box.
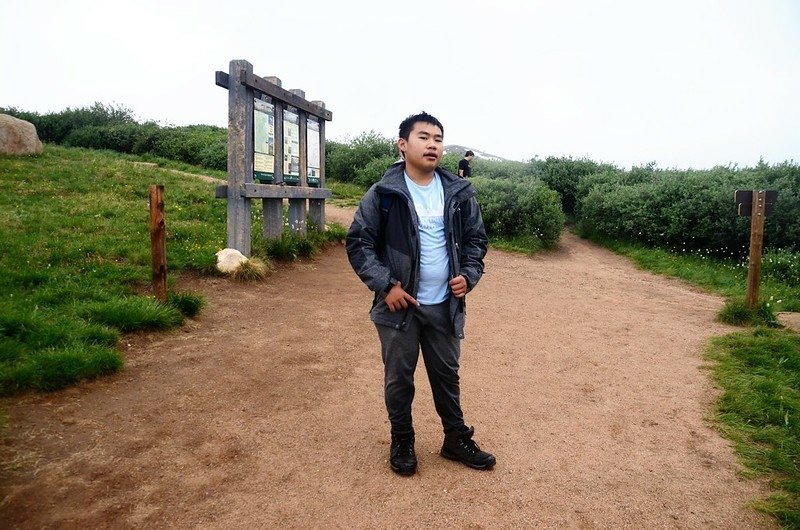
[149,185,167,301]
[288,89,308,236]
[262,76,283,240]
[745,190,766,308]
[227,60,253,256]
[309,100,327,230]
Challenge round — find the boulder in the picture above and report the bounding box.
[215,248,248,273]
[0,114,44,155]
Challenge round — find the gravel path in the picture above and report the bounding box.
[0,206,776,528]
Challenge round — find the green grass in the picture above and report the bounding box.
[706,328,800,527]
[0,145,227,393]
[490,234,556,255]
[0,145,348,394]
[586,236,800,313]
[326,179,366,207]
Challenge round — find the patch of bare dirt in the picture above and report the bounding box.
[0,205,777,528]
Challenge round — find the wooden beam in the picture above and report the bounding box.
[217,183,333,199]
[240,71,332,121]
[226,60,253,256]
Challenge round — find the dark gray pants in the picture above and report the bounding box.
[375,300,465,436]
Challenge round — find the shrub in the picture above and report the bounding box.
[472,177,564,248]
[2,102,136,144]
[535,156,619,216]
[354,155,397,188]
[326,131,396,182]
[575,163,800,257]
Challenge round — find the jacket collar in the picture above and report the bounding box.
[375,161,474,201]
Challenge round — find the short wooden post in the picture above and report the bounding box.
[149,185,167,301]
[745,190,766,308]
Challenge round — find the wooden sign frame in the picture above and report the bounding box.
[215,60,333,256]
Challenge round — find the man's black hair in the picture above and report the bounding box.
[398,111,444,140]
[465,150,474,157]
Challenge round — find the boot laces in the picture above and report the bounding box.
[398,440,414,456]
[459,436,480,455]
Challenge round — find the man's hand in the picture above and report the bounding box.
[385,283,419,312]
[449,275,468,298]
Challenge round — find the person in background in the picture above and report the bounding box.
[458,150,475,178]
[346,112,495,476]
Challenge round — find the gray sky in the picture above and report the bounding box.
[2,0,798,169]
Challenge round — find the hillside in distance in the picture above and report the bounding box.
[444,144,510,162]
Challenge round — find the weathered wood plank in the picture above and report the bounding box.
[241,71,332,121]
[288,199,307,236]
[262,198,283,240]
[227,60,253,256]
[309,199,325,231]
[215,71,229,89]
[239,183,332,199]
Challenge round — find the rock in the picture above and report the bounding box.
[215,248,248,273]
[0,114,44,155]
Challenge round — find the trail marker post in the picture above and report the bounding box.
[149,184,167,301]
[215,60,333,256]
[735,189,778,308]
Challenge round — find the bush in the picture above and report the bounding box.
[326,131,396,182]
[472,177,564,248]
[535,156,619,217]
[2,102,136,144]
[575,163,800,257]
[354,155,397,188]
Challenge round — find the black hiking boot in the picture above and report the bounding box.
[390,432,417,475]
[441,426,496,470]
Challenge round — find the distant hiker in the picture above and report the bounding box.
[346,111,495,476]
[458,150,475,178]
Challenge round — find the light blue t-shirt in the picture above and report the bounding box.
[404,171,450,304]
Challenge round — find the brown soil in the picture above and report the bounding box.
[0,205,777,528]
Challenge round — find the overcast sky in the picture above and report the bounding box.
[2,0,798,169]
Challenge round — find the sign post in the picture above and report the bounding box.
[735,190,778,309]
[215,59,333,256]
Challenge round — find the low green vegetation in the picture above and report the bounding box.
[706,328,800,527]
[0,145,225,394]
[575,162,800,256]
[0,145,342,395]
[2,103,228,171]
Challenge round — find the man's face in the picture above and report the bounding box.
[398,122,443,173]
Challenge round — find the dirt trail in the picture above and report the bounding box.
[0,205,776,528]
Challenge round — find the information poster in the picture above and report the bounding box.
[253,97,275,182]
[307,117,320,187]
[283,107,300,184]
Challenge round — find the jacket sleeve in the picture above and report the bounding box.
[346,187,395,294]
[459,195,488,292]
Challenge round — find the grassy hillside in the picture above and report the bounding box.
[0,145,228,394]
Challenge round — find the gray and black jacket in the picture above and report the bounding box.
[346,161,488,338]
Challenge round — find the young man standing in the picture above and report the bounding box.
[346,112,495,476]
[458,150,475,178]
